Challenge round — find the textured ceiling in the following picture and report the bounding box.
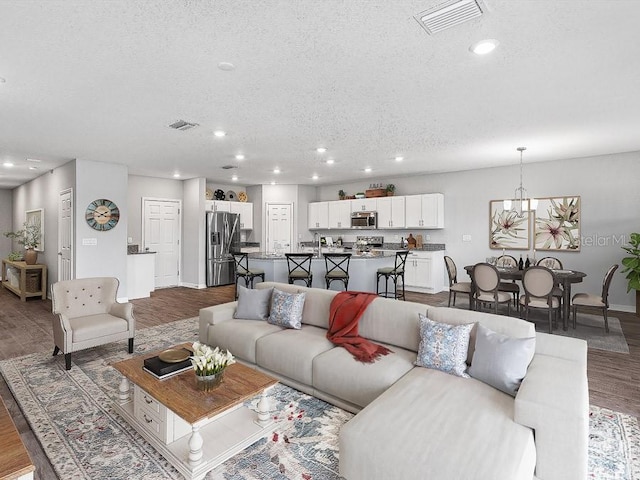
[1,0,639,188]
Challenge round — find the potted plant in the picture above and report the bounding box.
[621,232,640,315]
[190,341,235,391]
[386,184,395,196]
[338,189,346,200]
[4,222,41,265]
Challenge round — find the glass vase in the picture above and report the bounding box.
[195,370,224,392]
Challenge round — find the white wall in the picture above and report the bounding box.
[0,189,13,260]
[127,175,183,246]
[316,151,640,310]
[74,160,128,296]
[182,177,206,288]
[246,185,262,243]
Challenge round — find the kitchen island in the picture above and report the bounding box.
[248,251,397,292]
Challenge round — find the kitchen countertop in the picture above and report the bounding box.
[127,251,156,255]
[248,251,396,260]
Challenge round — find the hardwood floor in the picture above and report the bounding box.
[0,284,638,479]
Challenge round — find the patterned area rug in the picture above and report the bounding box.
[438,299,630,353]
[1,318,639,480]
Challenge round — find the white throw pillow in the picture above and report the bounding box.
[415,313,474,378]
[468,324,536,396]
[234,286,273,320]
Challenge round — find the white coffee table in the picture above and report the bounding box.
[112,344,278,480]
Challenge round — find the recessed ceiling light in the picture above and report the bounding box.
[218,62,235,71]
[470,39,499,55]
[312,174,319,180]
[29,166,38,170]
[364,167,372,173]
[326,159,335,165]
[173,172,180,178]
[273,168,280,174]
[235,154,245,160]
[316,147,327,153]
[3,161,14,167]
[26,158,42,163]
[395,156,404,162]
[270,181,276,185]
[231,175,238,181]
[213,130,226,137]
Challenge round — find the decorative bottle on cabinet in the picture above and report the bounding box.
[518,255,524,270]
[525,255,531,268]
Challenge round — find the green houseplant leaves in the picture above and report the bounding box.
[621,232,640,292]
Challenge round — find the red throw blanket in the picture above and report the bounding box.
[327,291,392,363]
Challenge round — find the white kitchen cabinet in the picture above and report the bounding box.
[350,198,377,212]
[308,202,329,229]
[328,200,351,229]
[404,250,444,294]
[205,200,231,212]
[405,193,444,229]
[127,253,156,299]
[376,196,405,229]
[230,202,253,229]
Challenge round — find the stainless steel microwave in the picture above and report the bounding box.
[351,211,377,229]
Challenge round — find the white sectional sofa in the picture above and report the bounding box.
[199,282,588,480]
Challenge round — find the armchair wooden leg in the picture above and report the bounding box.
[53,346,60,356]
[128,338,134,353]
[65,353,71,371]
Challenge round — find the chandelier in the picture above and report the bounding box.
[503,147,537,217]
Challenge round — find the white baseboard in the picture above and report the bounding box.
[610,303,636,314]
[180,282,207,289]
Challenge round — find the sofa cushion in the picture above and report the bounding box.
[206,319,282,364]
[268,289,305,329]
[312,343,416,409]
[234,286,273,321]
[415,314,474,378]
[255,325,334,385]
[469,324,536,396]
[339,367,536,480]
[70,314,128,343]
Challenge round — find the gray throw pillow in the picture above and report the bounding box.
[468,324,536,396]
[234,286,273,320]
[268,288,305,329]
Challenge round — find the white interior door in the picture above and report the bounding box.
[57,188,73,281]
[143,198,181,288]
[266,203,292,253]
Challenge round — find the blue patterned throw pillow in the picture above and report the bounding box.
[415,313,474,378]
[268,289,306,329]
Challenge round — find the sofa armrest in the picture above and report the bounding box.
[110,302,133,320]
[534,332,587,365]
[198,302,237,343]
[514,353,589,480]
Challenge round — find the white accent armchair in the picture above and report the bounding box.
[51,277,135,370]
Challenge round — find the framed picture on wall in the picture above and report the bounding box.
[489,200,530,250]
[533,196,581,251]
[25,208,44,252]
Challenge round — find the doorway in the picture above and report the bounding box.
[266,203,293,253]
[57,188,73,281]
[142,198,181,288]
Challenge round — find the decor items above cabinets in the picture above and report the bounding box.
[405,193,444,229]
[377,196,405,229]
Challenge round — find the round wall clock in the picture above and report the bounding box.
[86,199,120,231]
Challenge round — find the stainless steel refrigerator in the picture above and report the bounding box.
[206,211,240,287]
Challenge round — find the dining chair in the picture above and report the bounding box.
[496,255,520,307]
[519,266,561,334]
[471,263,511,315]
[285,253,314,287]
[232,253,265,299]
[376,251,409,300]
[571,264,618,333]
[323,252,352,290]
[536,257,563,269]
[444,255,472,307]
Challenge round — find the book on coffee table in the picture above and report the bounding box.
[143,350,192,379]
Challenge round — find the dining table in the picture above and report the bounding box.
[464,265,587,330]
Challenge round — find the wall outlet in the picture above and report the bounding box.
[426,235,431,241]
[82,238,97,246]
[462,234,472,242]
[127,237,133,244]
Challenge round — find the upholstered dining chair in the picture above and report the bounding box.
[285,253,314,287]
[444,255,472,307]
[520,266,561,334]
[51,277,135,370]
[376,250,409,300]
[571,264,618,333]
[232,252,265,298]
[537,256,563,269]
[496,255,520,307]
[323,252,352,290]
[471,263,512,315]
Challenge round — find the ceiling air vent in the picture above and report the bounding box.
[415,0,485,35]
[168,119,199,131]
[221,165,237,170]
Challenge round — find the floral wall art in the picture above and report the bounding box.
[534,196,581,251]
[489,200,530,250]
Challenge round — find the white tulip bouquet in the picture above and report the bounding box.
[190,341,235,376]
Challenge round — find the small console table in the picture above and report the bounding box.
[1,259,47,302]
